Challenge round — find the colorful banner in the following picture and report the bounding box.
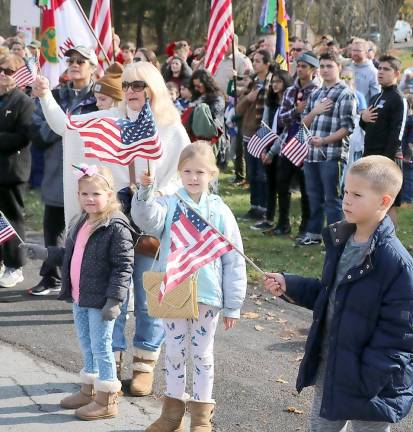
[275,0,289,70]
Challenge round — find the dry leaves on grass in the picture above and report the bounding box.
[286,406,304,415]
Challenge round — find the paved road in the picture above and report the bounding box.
[1,238,412,431]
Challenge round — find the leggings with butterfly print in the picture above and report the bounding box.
[163,304,220,402]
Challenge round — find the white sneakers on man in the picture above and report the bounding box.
[0,267,24,288]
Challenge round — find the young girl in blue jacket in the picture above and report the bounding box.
[131,141,247,432]
[22,165,135,421]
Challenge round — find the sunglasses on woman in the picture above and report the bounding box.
[0,67,15,76]
[121,80,147,92]
[66,57,87,65]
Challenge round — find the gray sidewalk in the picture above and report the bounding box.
[0,343,181,432]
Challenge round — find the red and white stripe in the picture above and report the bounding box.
[204,0,234,76]
[0,217,17,246]
[67,117,162,166]
[12,63,37,89]
[160,210,233,299]
[89,0,113,72]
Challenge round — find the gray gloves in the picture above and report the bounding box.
[20,242,48,261]
[101,298,121,321]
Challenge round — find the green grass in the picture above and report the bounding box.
[219,171,413,282]
[23,176,413,283]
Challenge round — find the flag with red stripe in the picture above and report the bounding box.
[12,58,37,89]
[247,123,278,158]
[0,214,17,246]
[67,100,162,165]
[281,125,311,166]
[204,0,234,76]
[160,203,233,301]
[89,0,113,73]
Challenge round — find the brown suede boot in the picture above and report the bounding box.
[188,401,215,432]
[145,396,185,432]
[60,370,97,410]
[130,348,160,397]
[75,379,121,421]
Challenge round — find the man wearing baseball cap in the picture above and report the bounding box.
[264,51,320,239]
[28,46,98,295]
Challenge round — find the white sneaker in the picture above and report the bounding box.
[0,267,24,288]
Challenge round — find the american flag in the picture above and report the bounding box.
[89,0,113,74]
[159,203,233,301]
[247,123,278,158]
[204,0,234,76]
[13,58,37,89]
[281,125,312,166]
[0,214,17,246]
[67,100,162,166]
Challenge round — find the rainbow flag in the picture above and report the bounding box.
[259,0,276,30]
[275,0,289,71]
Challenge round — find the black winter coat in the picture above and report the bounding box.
[285,216,413,423]
[47,211,137,309]
[0,87,35,184]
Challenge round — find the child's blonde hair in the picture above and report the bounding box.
[348,155,403,198]
[177,141,219,178]
[78,166,121,232]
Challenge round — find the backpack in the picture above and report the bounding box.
[191,103,219,139]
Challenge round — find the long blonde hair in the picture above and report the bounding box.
[178,141,219,178]
[77,166,121,232]
[120,62,180,126]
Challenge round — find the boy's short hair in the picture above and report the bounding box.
[378,55,401,72]
[319,52,341,67]
[348,156,402,198]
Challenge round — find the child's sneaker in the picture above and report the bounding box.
[0,267,24,288]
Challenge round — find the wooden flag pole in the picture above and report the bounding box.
[0,211,24,245]
[231,36,238,106]
[147,160,151,177]
[73,0,111,65]
[175,192,294,303]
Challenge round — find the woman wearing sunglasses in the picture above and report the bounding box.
[0,54,34,288]
[32,60,190,403]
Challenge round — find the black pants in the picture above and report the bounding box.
[233,124,246,181]
[265,155,278,221]
[39,205,65,288]
[0,184,26,268]
[277,156,310,231]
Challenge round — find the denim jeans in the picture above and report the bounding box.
[304,160,343,235]
[73,303,117,381]
[402,162,413,204]
[111,288,130,352]
[244,140,267,208]
[112,253,165,353]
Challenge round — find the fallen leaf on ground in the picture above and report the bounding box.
[280,336,292,341]
[242,312,260,319]
[286,406,304,415]
[275,377,288,384]
[275,318,288,324]
[266,316,275,321]
[295,356,304,362]
[249,294,259,299]
[254,300,262,306]
[266,311,277,317]
[254,325,265,332]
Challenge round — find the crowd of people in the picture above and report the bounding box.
[1,29,413,432]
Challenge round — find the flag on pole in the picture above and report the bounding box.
[160,203,233,300]
[204,0,234,76]
[275,0,289,71]
[89,0,113,73]
[12,58,38,89]
[247,123,278,158]
[281,125,311,166]
[259,0,276,29]
[0,215,17,246]
[67,100,162,166]
[39,0,98,88]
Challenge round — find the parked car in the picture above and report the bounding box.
[394,20,412,43]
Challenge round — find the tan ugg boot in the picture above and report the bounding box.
[188,400,215,432]
[60,370,97,409]
[145,396,186,432]
[75,379,121,421]
[130,348,160,396]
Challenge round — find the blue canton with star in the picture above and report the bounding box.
[115,100,156,145]
[173,204,207,234]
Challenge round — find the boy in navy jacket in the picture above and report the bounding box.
[264,155,413,432]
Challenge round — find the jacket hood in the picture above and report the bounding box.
[293,77,319,91]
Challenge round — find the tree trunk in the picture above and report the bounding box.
[377,0,404,53]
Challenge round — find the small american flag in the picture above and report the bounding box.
[247,123,278,158]
[160,202,233,301]
[13,58,37,89]
[281,125,312,166]
[0,215,17,246]
[67,100,162,166]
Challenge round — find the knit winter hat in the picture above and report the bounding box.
[296,51,320,68]
[94,62,124,101]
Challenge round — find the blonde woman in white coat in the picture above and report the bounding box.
[32,61,190,396]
